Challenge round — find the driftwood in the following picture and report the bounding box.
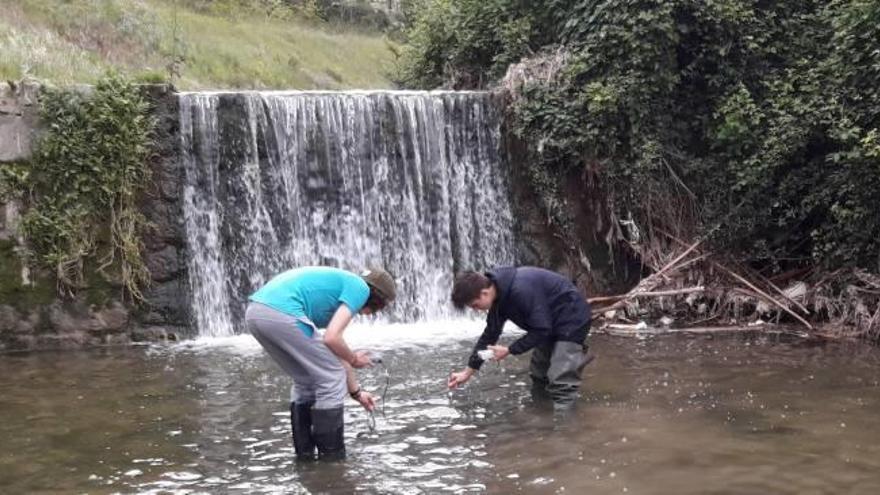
[588,212,880,338]
[657,232,814,330]
[599,324,813,339]
[589,286,705,304]
[652,238,705,281]
[752,269,810,315]
[769,266,814,285]
[590,238,705,319]
[715,264,813,329]
[588,295,626,304]
[589,227,823,331]
[604,324,745,333]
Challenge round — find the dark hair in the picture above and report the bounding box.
[364,289,387,312]
[451,271,492,309]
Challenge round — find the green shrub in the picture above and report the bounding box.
[12,74,155,300]
[399,0,880,273]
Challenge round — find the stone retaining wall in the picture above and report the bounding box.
[0,82,190,352]
[0,80,40,163]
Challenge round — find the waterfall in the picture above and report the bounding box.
[178,91,516,337]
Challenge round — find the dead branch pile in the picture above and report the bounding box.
[809,269,880,339]
[499,47,571,100]
[590,230,880,341]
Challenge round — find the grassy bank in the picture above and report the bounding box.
[0,0,396,89]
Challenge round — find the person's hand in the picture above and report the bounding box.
[351,350,372,369]
[487,345,510,361]
[447,368,475,389]
[355,390,376,411]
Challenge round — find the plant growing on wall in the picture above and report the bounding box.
[14,74,155,301]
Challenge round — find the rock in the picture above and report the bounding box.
[48,302,89,334]
[46,300,130,338]
[102,333,132,346]
[131,325,161,342]
[3,334,35,351]
[0,305,19,332]
[35,332,89,350]
[151,164,182,201]
[141,199,184,247]
[131,325,177,342]
[0,80,41,163]
[93,302,130,332]
[19,80,42,105]
[142,280,189,326]
[144,245,182,283]
[15,311,40,334]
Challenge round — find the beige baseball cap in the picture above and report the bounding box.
[360,267,397,304]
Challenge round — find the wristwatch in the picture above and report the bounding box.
[349,387,362,399]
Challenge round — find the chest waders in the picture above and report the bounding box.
[529,336,594,410]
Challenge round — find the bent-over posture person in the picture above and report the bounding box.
[448,266,592,408]
[245,266,396,460]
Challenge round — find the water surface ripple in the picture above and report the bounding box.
[1,325,879,494]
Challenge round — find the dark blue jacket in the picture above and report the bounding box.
[468,266,591,370]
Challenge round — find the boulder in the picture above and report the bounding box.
[130,325,179,342]
[91,302,130,334]
[144,245,183,283]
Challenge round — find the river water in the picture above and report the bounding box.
[2,323,879,494]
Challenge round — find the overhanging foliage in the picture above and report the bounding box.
[398,0,880,274]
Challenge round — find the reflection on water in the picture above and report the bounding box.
[1,322,880,494]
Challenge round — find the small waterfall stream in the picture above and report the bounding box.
[178,91,516,337]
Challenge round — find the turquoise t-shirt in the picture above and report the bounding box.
[249,267,370,336]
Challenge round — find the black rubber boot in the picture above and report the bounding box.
[290,401,316,461]
[312,407,346,461]
[530,376,552,401]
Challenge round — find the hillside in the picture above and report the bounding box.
[0,0,397,89]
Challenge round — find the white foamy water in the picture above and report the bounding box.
[178,91,516,337]
[167,318,520,355]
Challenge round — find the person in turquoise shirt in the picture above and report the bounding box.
[246,266,397,461]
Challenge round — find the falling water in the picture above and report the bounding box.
[178,91,516,337]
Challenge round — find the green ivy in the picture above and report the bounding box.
[10,74,154,301]
[399,0,880,273]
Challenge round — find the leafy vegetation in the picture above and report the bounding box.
[3,74,154,301]
[0,0,396,89]
[399,0,880,274]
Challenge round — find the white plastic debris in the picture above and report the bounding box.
[783,281,808,301]
[477,349,495,361]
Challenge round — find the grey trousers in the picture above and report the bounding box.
[529,340,591,404]
[245,302,347,409]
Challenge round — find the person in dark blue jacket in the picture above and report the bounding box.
[447,266,592,406]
